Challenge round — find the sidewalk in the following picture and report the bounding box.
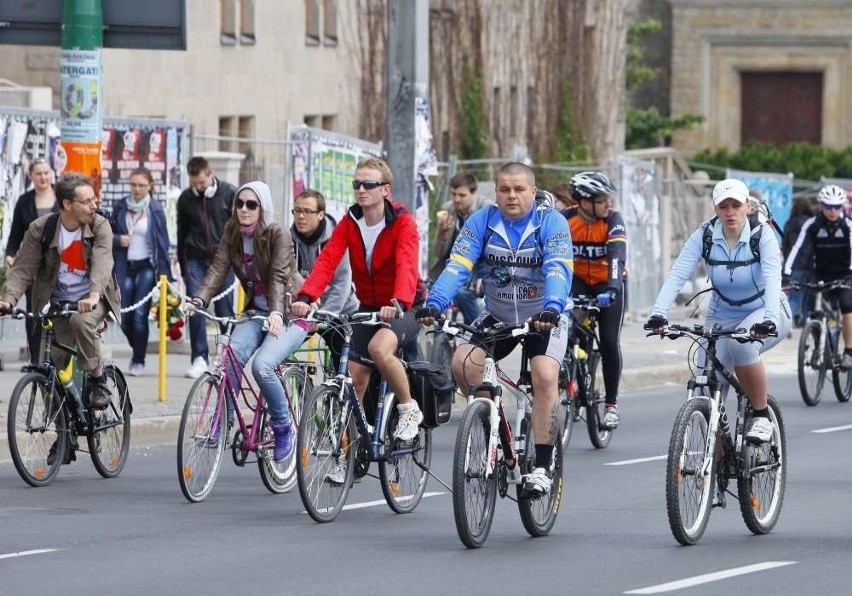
[0,315,801,459]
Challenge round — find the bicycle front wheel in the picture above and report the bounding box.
[379,393,433,514]
[88,364,131,478]
[666,398,714,546]
[8,373,68,487]
[177,374,227,503]
[258,366,312,495]
[738,397,787,535]
[798,320,826,406]
[452,400,497,549]
[517,410,564,537]
[296,384,356,523]
[584,352,612,449]
[831,324,852,402]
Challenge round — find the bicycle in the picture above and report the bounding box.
[560,296,611,450]
[791,279,852,405]
[6,303,132,487]
[296,308,436,523]
[647,323,787,546]
[444,318,564,549]
[176,309,311,502]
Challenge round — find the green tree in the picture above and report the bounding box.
[458,60,487,160]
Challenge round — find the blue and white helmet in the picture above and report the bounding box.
[569,171,616,200]
[818,184,846,206]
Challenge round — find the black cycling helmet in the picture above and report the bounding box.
[569,171,616,201]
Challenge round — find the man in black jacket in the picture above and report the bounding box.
[176,156,237,378]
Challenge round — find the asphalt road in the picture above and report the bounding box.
[1,373,851,595]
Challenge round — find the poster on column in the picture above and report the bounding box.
[286,125,382,225]
[728,169,793,233]
[60,49,103,194]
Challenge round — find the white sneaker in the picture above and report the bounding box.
[602,407,620,430]
[523,467,552,496]
[324,455,347,485]
[746,417,774,444]
[127,363,144,377]
[393,406,424,441]
[185,357,208,379]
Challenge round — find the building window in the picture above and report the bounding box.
[219,116,237,151]
[220,0,237,46]
[238,116,255,152]
[240,0,256,45]
[323,0,338,46]
[321,114,337,132]
[304,114,319,128]
[305,0,320,46]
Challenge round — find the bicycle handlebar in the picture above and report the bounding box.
[185,307,270,329]
[438,318,531,340]
[571,295,601,314]
[305,309,392,327]
[645,323,769,344]
[788,279,851,292]
[1,301,79,320]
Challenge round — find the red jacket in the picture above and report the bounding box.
[298,200,420,309]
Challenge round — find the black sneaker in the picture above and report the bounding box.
[46,438,76,465]
[89,376,112,410]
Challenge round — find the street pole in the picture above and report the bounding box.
[385,0,429,213]
[59,0,103,195]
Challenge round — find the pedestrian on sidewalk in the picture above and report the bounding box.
[185,180,306,462]
[177,156,237,379]
[111,167,174,376]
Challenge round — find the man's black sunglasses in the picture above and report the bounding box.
[352,180,387,191]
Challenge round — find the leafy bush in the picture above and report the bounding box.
[691,142,852,181]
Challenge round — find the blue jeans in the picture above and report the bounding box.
[788,268,811,325]
[226,319,308,425]
[120,261,156,365]
[453,286,480,325]
[183,259,235,362]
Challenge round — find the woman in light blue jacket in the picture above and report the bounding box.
[646,179,792,444]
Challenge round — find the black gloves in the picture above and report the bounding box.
[532,308,561,326]
[415,305,441,320]
[644,315,668,332]
[750,320,777,337]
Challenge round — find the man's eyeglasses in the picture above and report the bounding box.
[291,208,321,216]
[824,203,844,211]
[73,197,97,206]
[235,198,259,210]
[352,180,387,191]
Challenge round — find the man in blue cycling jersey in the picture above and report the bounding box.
[417,162,574,496]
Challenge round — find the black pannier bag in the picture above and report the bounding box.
[407,361,454,428]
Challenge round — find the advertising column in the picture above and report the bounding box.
[59,0,103,194]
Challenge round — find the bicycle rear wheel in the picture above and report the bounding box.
[798,319,826,406]
[88,364,131,478]
[584,352,612,449]
[517,410,564,537]
[666,398,714,546]
[258,366,312,494]
[177,374,227,503]
[560,357,576,449]
[296,384,356,523]
[452,400,497,549]
[7,372,68,487]
[738,397,787,535]
[379,393,433,514]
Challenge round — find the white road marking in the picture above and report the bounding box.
[812,424,852,434]
[0,548,59,561]
[304,491,446,514]
[606,455,667,466]
[624,561,797,594]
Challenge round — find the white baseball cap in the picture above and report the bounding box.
[712,179,749,205]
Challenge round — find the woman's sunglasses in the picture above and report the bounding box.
[235,198,259,210]
[824,204,844,211]
[351,180,387,190]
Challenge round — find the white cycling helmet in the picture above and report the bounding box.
[818,184,846,206]
[569,171,616,200]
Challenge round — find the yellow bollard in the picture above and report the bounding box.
[158,275,168,402]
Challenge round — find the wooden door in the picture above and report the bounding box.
[741,72,822,145]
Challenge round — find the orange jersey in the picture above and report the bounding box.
[564,208,627,287]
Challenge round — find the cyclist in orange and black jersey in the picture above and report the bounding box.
[562,171,627,429]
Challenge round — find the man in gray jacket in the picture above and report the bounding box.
[290,189,359,370]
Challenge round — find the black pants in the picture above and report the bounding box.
[571,279,625,405]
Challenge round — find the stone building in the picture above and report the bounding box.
[669,0,852,153]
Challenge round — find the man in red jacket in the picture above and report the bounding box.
[292,157,423,451]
